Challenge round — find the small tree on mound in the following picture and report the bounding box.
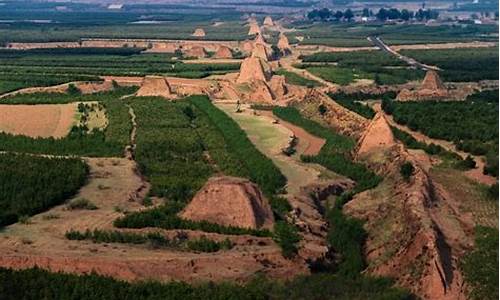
[67,84,81,95]
[400,162,414,182]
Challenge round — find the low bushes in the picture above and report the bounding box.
[65,229,233,253]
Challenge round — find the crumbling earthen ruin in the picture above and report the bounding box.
[180,176,275,229]
[192,28,206,37]
[213,45,233,59]
[184,46,208,58]
[277,33,292,55]
[263,16,274,26]
[397,70,449,101]
[237,57,272,84]
[356,113,397,157]
[136,76,174,99]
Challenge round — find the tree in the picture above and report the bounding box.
[401,9,412,21]
[334,10,344,20]
[376,8,388,21]
[400,162,414,181]
[344,9,354,21]
[362,8,370,17]
[67,83,81,95]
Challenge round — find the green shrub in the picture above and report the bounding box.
[67,198,98,210]
[400,162,414,181]
[273,221,301,258]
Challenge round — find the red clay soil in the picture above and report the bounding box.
[261,110,325,156]
[348,119,473,300]
[180,176,275,230]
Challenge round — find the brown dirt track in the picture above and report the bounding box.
[0,103,77,138]
[260,110,325,156]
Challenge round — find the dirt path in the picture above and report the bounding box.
[368,36,440,71]
[373,103,497,185]
[259,110,325,156]
[279,52,336,90]
[216,102,326,195]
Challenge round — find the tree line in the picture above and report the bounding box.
[307,7,439,22]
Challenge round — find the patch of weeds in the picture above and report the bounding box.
[67,198,98,210]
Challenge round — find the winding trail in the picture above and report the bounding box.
[373,103,497,185]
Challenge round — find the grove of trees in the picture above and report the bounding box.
[0,153,88,227]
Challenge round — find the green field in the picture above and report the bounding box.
[298,50,424,85]
[288,23,498,47]
[400,47,499,82]
[0,49,240,94]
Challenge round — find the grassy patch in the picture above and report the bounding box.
[460,226,498,300]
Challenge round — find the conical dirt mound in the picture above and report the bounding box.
[254,33,266,45]
[248,23,261,36]
[269,75,287,98]
[263,16,274,26]
[241,40,254,54]
[180,176,274,229]
[420,70,445,91]
[251,43,269,61]
[277,33,291,54]
[213,45,233,59]
[184,46,208,58]
[136,76,173,98]
[356,112,397,157]
[237,57,271,83]
[192,28,206,37]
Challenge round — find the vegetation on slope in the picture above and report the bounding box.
[383,98,499,176]
[460,226,499,300]
[327,92,375,119]
[0,153,88,227]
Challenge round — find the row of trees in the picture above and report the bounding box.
[0,153,88,227]
[307,7,439,22]
[0,266,412,299]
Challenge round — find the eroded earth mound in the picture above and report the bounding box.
[213,45,233,59]
[192,28,206,37]
[237,57,272,83]
[397,70,450,101]
[356,113,397,158]
[136,76,174,98]
[180,176,275,229]
[346,114,473,300]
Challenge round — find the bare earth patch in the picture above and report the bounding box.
[0,103,77,138]
[0,157,306,283]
